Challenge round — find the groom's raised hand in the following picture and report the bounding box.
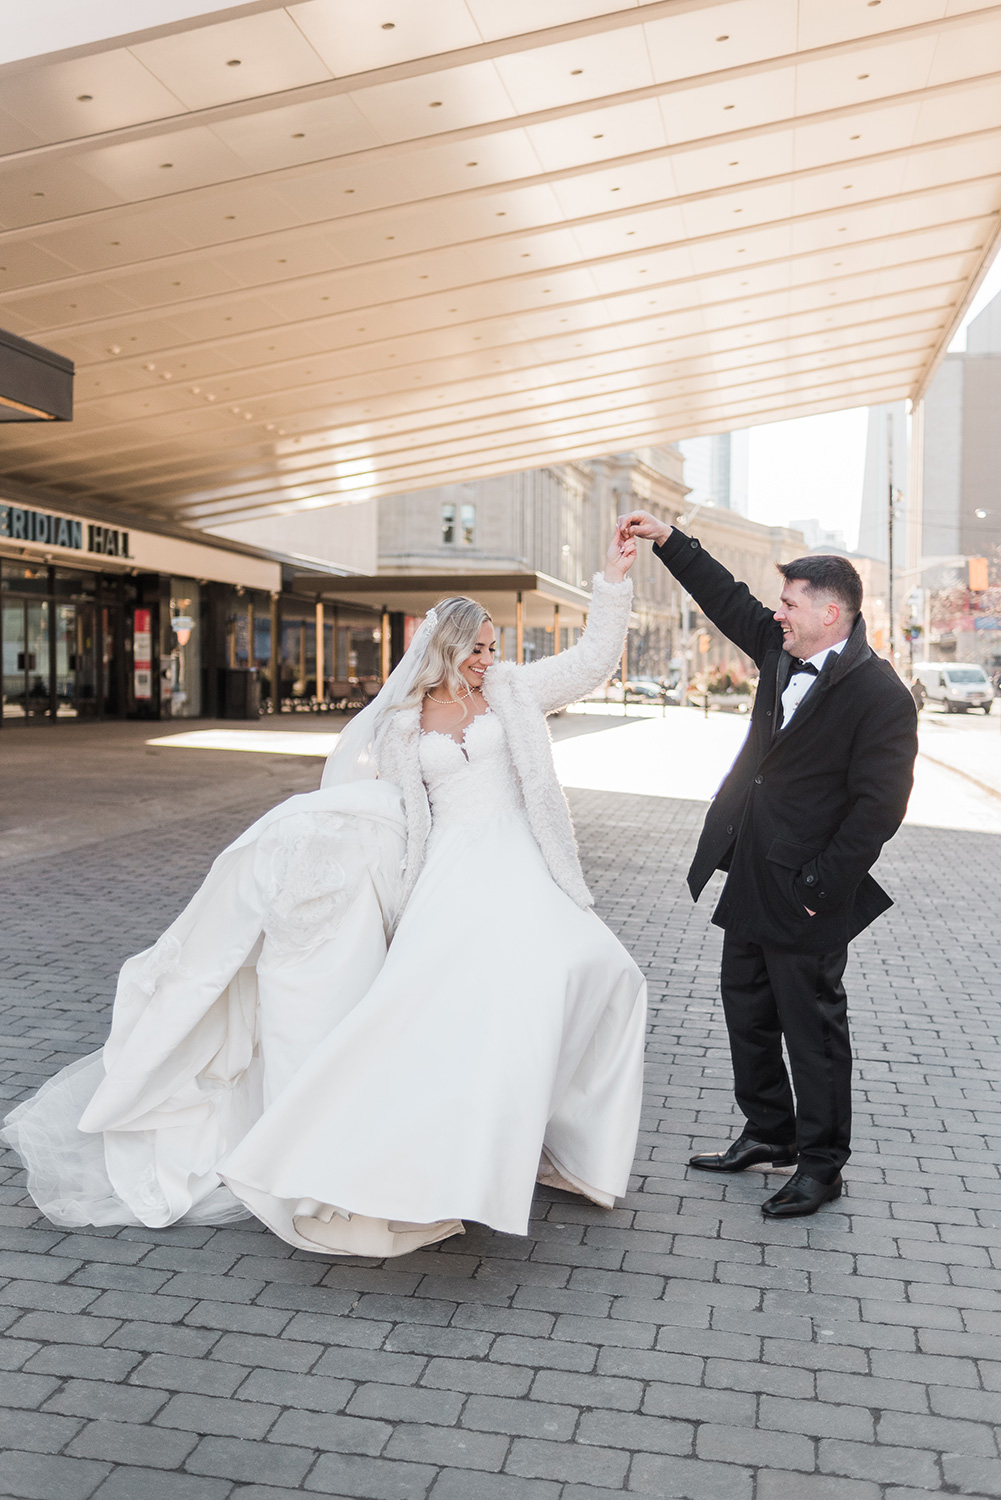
[618,510,673,548]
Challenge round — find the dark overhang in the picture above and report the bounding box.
[0,329,74,422]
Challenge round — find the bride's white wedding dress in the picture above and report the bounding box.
[2,584,646,1258]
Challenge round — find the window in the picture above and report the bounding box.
[441,504,455,545]
[461,503,476,546]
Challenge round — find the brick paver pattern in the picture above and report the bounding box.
[1,770,1000,1500]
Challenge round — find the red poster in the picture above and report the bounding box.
[134,608,152,700]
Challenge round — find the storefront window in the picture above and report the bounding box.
[1,561,48,595]
[168,579,201,718]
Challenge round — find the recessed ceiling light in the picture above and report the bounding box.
[32,191,44,197]
[729,161,739,166]
[385,235,395,240]
[77,94,92,102]
[110,240,120,246]
[344,188,355,194]
[843,184,853,190]
[724,104,734,110]
[571,69,583,75]
[716,34,729,41]
[429,100,442,107]
[857,73,869,80]
[292,132,305,139]
[593,133,604,140]
[466,161,478,167]
[224,214,235,220]
[227,59,241,67]
[381,21,395,29]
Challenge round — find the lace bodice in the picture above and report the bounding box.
[419,712,525,827]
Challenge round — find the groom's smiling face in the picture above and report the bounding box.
[774,578,842,660]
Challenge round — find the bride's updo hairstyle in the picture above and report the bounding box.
[402,596,491,707]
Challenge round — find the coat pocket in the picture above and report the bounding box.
[766,838,823,870]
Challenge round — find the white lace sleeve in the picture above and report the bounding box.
[513,573,633,714]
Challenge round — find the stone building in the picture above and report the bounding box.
[377,447,805,684]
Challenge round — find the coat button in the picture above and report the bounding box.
[726,825,734,835]
[690,540,698,549]
[805,874,816,885]
[766,710,772,717]
[753,775,763,785]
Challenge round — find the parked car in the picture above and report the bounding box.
[621,678,683,706]
[912,662,994,714]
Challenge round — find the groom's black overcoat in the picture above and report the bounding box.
[654,530,918,954]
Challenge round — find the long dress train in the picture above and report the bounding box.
[3,658,646,1258]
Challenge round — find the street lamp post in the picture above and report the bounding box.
[886,411,903,671]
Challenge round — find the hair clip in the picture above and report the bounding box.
[425,606,439,627]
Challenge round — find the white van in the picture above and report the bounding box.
[912,662,994,714]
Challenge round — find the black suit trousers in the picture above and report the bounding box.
[720,933,852,1182]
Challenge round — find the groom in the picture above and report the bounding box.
[621,512,918,1217]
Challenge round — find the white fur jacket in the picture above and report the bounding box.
[374,572,633,914]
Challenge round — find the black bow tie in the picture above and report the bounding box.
[792,660,819,676]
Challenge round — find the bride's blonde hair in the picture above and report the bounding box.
[401,596,492,707]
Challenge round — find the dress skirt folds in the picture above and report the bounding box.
[2,715,647,1259]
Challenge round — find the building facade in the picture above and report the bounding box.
[375,447,804,684]
[0,489,389,727]
[909,290,1001,668]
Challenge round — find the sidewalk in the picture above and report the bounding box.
[1,719,1000,1500]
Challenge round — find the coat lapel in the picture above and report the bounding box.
[772,651,793,740]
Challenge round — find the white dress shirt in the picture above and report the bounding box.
[779,637,847,727]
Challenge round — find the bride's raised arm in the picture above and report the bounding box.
[507,527,636,714]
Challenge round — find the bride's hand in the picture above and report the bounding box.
[604,523,637,582]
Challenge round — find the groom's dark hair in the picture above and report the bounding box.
[777,555,863,618]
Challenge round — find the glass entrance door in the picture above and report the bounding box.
[3,600,51,719]
[2,601,26,719]
[55,602,100,718]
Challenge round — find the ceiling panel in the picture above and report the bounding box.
[0,0,998,531]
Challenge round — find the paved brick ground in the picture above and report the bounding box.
[1,739,1000,1500]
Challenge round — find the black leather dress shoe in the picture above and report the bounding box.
[761,1170,843,1218]
[689,1134,798,1173]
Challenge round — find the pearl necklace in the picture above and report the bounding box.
[426,687,474,706]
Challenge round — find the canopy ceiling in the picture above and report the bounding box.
[1,0,999,534]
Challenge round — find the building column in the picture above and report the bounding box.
[269,592,280,714]
[315,598,325,704]
[516,592,524,664]
[553,603,561,653]
[381,608,391,682]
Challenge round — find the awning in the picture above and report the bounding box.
[294,569,594,629]
[0,329,73,422]
[1,3,1000,525]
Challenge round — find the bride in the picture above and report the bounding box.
[3,526,647,1258]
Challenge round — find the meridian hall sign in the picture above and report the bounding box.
[0,502,129,559]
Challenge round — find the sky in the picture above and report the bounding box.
[742,249,1001,551]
